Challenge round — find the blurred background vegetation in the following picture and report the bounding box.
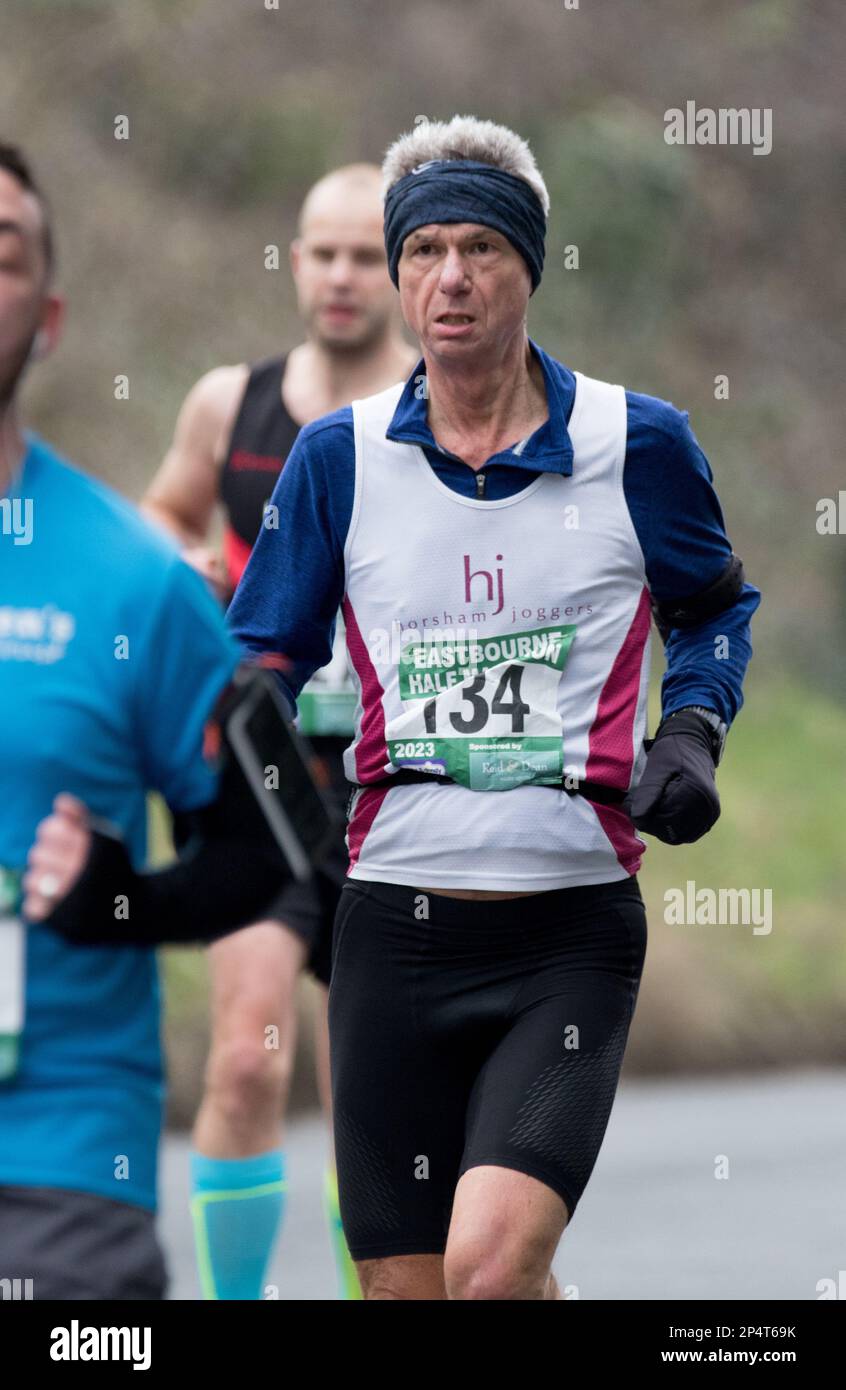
[2,0,844,1120]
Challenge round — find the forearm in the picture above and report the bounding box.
[36,825,286,947]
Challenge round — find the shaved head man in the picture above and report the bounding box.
[291,164,401,352]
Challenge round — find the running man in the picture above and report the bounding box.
[142,164,418,1300]
[228,116,762,1300]
[0,145,246,1298]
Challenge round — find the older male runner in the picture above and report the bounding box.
[227,115,761,1301]
[143,164,417,1299]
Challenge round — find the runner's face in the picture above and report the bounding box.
[0,170,55,406]
[291,198,396,352]
[397,223,531,364]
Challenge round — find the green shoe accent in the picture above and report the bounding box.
[324,1167,362,1300]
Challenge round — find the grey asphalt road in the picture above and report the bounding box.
[158,1067,846,1300]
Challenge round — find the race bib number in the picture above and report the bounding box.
[0,867,25,1083]
[386,624,576,791]
[297,614,357,737]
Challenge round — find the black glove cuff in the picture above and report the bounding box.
[653,710,717,763]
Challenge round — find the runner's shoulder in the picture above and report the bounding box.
[26,434,208,582]
[289,405,355,476]
[620,388,716,515]
[297,403,355,443]
[188,362,248,406]
[623,387,691,452]
[179,364,250,445]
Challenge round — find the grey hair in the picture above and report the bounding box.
[381,114,550,218]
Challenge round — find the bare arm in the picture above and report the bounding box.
[142,364,248,546]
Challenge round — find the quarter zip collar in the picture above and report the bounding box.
[385,337,575,476]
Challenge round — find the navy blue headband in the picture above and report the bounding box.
[383,158,547,293]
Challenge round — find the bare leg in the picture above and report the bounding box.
[355,1254,447,1301]
[193,921,305,1156]
[444,1166,569,1301]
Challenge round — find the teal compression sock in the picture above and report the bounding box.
[190,1148,287,1300]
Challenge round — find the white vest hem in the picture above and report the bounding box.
[347,862,635,891]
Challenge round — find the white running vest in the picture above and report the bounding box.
[340,369,652,891]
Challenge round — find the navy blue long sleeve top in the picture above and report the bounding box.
[228,339,760,729]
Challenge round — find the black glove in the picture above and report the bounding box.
[623,711,720,845]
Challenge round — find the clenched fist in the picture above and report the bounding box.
[22,793,92,921]
[623,711,721,845]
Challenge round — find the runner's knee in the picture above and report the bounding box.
[444,1241,548,1301]
[204,1030,293,1123]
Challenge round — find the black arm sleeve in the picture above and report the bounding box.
[38,821,287,947]
[38,749,291,948]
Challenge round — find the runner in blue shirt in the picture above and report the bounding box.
[0,145,242,1298]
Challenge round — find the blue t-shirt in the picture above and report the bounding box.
[0,436,240,1210]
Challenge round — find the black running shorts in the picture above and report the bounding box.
[0,1186,167,1299]
[329,875,647,1260]
[264,738,349,986]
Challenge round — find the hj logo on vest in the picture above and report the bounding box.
[464,554,505,615]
